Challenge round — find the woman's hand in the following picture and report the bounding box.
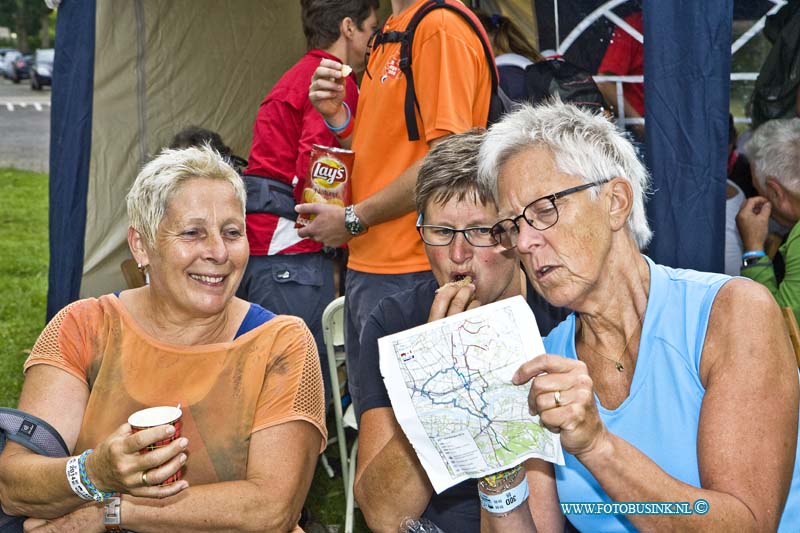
[428,281,480,322]
[86,423,189,498]
[513,355,607,458]
[736,196,771,251]
[309,58,347,121]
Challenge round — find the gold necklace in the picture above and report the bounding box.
[581,312,644,372]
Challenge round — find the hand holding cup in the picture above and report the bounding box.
[85,406,188,498]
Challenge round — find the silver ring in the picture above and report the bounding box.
[142,471,149,486]
[554,390,562,407]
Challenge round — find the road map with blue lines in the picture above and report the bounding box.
[379,296,564,493]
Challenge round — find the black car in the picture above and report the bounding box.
[30,48,54,90]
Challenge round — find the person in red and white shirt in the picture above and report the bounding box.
[238,0,379,405]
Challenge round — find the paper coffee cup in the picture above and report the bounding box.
[128,406,183,484]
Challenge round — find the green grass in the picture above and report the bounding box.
[0,166,367,530]
[0,168,49,408]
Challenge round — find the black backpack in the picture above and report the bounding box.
[369,0,506,141]
[749,0,800,129]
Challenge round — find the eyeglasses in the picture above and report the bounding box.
[490,179,610,249]
[416,214,499,247]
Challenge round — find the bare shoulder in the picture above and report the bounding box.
[701,277,793,382]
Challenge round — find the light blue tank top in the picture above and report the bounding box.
[546,256,800,532]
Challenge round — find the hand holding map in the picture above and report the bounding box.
[379,296,564,493]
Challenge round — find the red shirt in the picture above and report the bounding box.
[598,12,644,116]
[245,49,359,255]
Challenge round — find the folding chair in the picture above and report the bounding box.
[781,307,800,368]
[321,296,359,533]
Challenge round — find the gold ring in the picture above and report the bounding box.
[142,471,149,486]
[554,390,562,407]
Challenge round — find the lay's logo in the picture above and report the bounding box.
[311,157,348,190]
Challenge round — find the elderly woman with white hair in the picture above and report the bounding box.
[0,146,325,531]
[475,101,800,531]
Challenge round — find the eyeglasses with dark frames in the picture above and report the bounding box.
[490,179,611,249]
[416,214,500,247]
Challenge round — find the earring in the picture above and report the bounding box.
[137,263,148,273]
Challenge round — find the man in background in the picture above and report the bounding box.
[299,0,495,414]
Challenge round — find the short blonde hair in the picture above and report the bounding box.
[127,145,246,245]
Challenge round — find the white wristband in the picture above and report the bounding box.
[66,455,93,501]
[479,478,529,515]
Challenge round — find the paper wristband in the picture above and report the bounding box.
[479,479,530,515]
[66,455,94,501]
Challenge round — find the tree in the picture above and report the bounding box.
[0,0,53,52]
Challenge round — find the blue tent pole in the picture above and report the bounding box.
[644,0,731,273]
[46,0,96,321]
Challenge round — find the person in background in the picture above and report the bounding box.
[238,0,379,407]
[0,146,326,531]
[476,100,799,531]
[353,130,567,532]
[474,10,543,101]
[169,125,248,174]
[736,117,800,324]
[724,115,747,276]
[301,0,495,416]
[596,7,644,139]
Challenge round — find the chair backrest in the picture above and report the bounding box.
[781,307,800,368]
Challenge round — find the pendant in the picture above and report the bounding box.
[615,362,624,372]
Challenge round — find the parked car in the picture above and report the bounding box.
[0,49,21,80]
[2,52,31,83]
[30,48,54,90]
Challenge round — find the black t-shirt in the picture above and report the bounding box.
[355,277,568,532]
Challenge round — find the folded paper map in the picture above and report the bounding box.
[379,296,564,493]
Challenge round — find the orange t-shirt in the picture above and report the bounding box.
[348,0,493,274]
[24,296,326,485]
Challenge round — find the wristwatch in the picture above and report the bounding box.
[103,494,122,532]
[344,205,367,236]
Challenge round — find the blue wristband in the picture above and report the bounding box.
[324,102,351,133]
[479,478,530,515]
[742,250,766,260]
[78,449,115,503]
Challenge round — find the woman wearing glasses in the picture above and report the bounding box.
[353,130,567,532]
[476,101,800,531]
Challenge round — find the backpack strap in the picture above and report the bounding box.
[372,0,500,141]
[0,407,70,457]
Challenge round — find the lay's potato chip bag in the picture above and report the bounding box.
[295,145,354,228]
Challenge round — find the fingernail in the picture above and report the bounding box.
[512,371,520,385]
[180,453,187,464]
[179,438,188,448]
[165,425,175,435]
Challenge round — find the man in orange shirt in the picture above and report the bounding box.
[298,0,494,412]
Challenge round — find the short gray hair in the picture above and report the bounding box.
[416,129,494,216]
[127,145,246,246]
[477,100,652,249]
[743,118,800,194]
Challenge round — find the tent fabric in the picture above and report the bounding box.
[644,0,732,273]
[77,0,307,305]
[47,0,95,320]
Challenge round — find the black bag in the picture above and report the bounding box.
[523,58,607,112]
[369,0,506,141]
[242,174,298,221]
[0,408,70,533]
[749,0,800,129]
